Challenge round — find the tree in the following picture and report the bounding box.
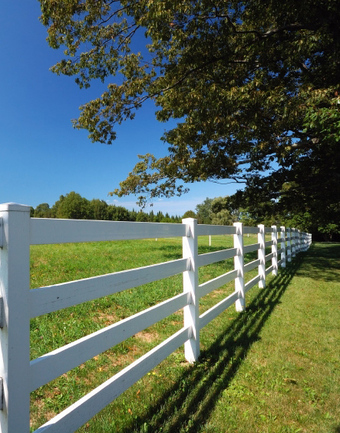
[53,192,92,219]
[211,196,240,223]
[318,223,340,242]
[107,205,131,221]
[34,203,52,218]
[149,210,155,222]
[90,199,109,220]
[40,1,340,222]
[182,210,196,219]
[211,209,234,226]
[154,211,164,222]
[161,212,172,223]
[195,198,213,224]
[136,211,149,222]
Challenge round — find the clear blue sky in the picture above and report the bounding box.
[0,1,242,216]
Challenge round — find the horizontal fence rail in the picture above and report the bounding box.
[29,258,189,318]
[30,218,187,244]
[0,203,312,433]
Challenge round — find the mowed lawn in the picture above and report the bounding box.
[29,239,340,433]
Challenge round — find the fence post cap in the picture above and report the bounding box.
[0,203,31,212]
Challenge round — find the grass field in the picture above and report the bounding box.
[29,239,340,433]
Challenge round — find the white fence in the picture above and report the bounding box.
[0,203,312,433]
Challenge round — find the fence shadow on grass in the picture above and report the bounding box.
[120,254,305,433]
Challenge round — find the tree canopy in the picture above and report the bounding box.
[39,0,340,231]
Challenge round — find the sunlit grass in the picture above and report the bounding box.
[30,238,339,432]
[30,234,240,430]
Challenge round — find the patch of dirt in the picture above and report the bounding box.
[134,330,159,343]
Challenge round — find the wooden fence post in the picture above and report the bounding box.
[271,225,278,276]
[305,232,309,251]
[258,224,266,288]
[182,218,200,363]
[0,203,31,433]
[234,222,245,311]
[292,228,296,258]
[295,228,298,256]
[287,228,292,262]
[280,226,286,268]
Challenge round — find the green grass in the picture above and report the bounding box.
[29,239,339,433]
[199,243,340,433]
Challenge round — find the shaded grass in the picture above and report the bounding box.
[105,257,302,433]
[124,242,338,433]
[29,238,339,432]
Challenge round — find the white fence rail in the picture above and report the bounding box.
[0,203,312,433]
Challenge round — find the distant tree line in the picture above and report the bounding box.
[32,192,182,223]
[31,192,338,241]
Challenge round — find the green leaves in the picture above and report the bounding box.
[40,0,340,222]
